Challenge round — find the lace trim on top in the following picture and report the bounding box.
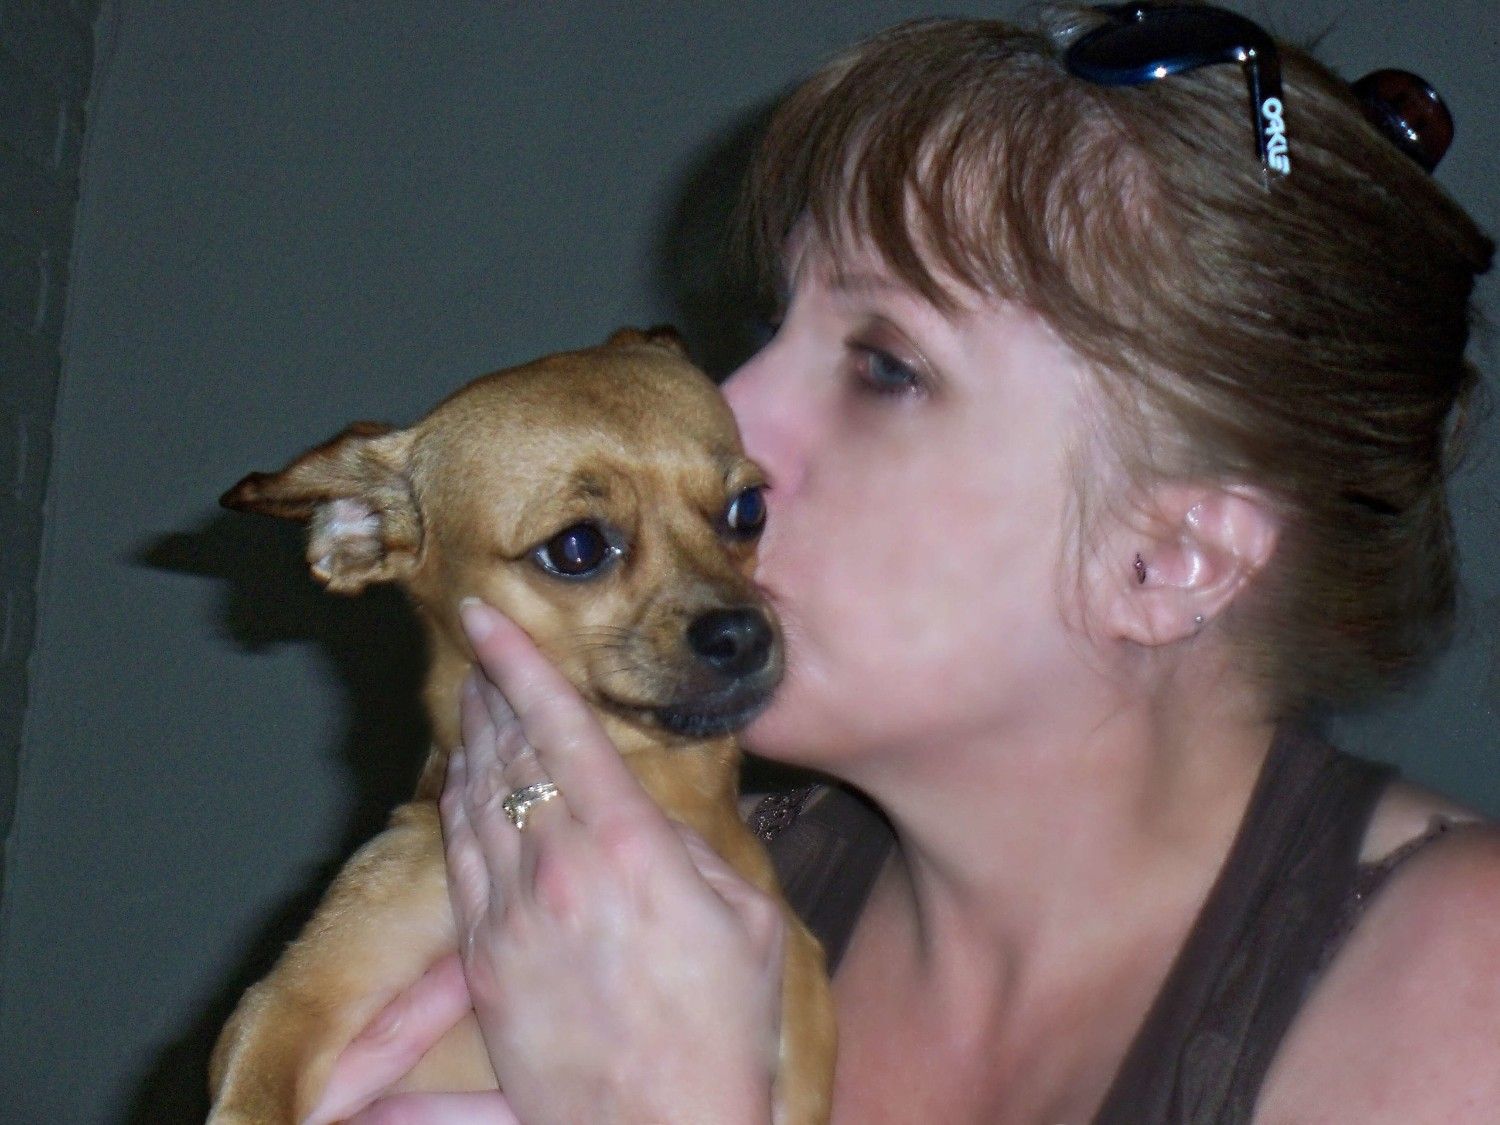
[749,785,822,842]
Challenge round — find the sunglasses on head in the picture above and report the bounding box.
[1063,2,1453,177]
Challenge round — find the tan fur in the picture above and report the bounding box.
[209,327,835,1124]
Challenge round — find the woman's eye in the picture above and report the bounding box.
[534,523,618,578]
[723,486,767,539]
[855,346,922,396]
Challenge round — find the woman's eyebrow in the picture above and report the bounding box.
[827,269,906,297]
[829,268,972,331]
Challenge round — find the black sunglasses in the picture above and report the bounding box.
[1064,3,1453,177]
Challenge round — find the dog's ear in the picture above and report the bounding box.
[221,421,422,594]
[604,324,688,357]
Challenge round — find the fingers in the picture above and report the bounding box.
[676,825,786,958]
[440,749,499,937]
[449,674,562,905]
[346,1090,519,1125]
[457,673,498,777]
[457,671,552,813]
[459,600,657,828]
[302,955,473,1125]
[465,671,545,783]
[460,672,549,802]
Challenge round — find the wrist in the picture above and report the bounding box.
[625,1044,775,1125]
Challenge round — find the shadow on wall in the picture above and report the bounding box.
[130,511,430,1122]
[653,104,778,383]
[123,108,776,1122]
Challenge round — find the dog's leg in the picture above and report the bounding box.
[208,801,492,1124]
[774,917,838,1125]
[702,815,837,1125]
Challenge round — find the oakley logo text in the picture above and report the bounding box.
[1262,97,1290,174]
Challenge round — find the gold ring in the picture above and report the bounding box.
[501,780,560,830]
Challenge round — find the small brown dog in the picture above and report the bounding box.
[209,328,834,1123]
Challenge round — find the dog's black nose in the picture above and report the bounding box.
[687,608,774,679]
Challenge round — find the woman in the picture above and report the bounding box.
[310,7,1499,1122]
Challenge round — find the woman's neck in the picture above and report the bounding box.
[830,699,1275,1120]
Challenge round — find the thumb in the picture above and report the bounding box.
[675,825,786,961]
[348,1091,519,1124]
[303,954,472,1125]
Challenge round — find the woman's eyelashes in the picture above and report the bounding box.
[849,340,926,397]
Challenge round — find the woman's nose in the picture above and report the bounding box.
[722,346,805,497]
[720,355,762,443]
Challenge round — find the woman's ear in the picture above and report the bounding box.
[1101,484,1280,647]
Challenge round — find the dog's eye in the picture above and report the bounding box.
[534,523,618,578]
[723,487,767,539]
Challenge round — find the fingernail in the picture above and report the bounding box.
[459,597,494,642]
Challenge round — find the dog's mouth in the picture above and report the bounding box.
[585,606,782,739]
[652,685,776,737]
[600,680,777,739]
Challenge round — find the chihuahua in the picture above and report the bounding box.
[209,328,834,1123]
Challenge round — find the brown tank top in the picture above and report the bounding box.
[747,728,1445,1123]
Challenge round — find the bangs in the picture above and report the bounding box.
[741,16,1161,340]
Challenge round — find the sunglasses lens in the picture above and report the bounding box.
[1066,7,1273,85]
[1065,5,1286,176]
[1064,4,1448,176]
[1351,69,1453,172]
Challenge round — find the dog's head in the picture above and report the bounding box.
[223,327,780,740]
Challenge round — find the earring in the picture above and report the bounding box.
[1194,614,1205,627]
[1134,554,1147,585]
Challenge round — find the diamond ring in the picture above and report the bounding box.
[500,780,561,830]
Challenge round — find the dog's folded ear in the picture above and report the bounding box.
[605,324,688,357]
[221,422,422,594]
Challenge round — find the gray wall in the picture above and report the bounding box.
[1,2,1494,1121]
[0,0,101,934]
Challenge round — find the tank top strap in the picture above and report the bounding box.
[749,783,894,972]
[1093,727,1397,1124]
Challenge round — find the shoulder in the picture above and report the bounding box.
[1256,785,1500,1123]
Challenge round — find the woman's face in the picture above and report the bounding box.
[722,237,1102,768]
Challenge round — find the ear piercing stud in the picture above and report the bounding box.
[1134,556,1207,630]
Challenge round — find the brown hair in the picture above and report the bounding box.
[741,5,1494,717]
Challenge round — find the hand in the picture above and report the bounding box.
[304,954,516,1124]
[444,599,783,1123]
[344,599,785,1124]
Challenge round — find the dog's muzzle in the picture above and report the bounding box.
[651,607,781,736]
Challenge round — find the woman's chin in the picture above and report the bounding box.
[736,699,794,760]
[736,685,851,771]
[736,683,816,759]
